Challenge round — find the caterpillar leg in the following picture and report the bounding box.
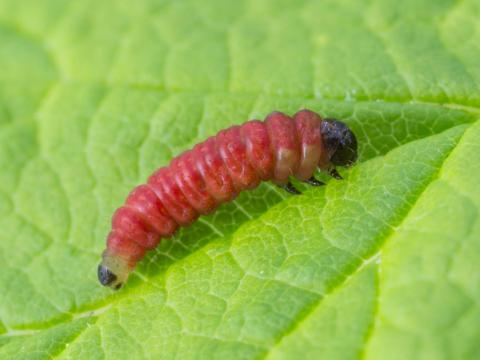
[279,182,301,195]
[329,168,343,180]
[304,176,325,186]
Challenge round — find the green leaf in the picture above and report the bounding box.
[0,0,479,359]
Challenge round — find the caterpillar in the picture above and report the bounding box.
[98,110,358,289]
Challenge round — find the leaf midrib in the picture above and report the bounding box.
[259,122,472,359]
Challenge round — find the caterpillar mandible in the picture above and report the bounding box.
[98,110,358,289]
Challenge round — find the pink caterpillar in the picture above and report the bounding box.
[98,110,357,289]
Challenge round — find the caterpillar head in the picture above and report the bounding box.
[321,119,358,168]
[98,253,131,290]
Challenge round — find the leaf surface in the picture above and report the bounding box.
[0,0,479,359]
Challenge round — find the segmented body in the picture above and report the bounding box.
[104,110,329,269]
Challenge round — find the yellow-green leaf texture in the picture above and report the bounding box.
[0,0,479,359]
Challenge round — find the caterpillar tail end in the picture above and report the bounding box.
[98,252,132,290]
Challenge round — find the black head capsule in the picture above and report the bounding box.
[321,119,358,168]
